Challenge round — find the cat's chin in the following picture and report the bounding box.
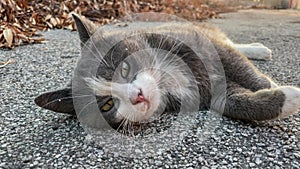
[117,101,154,123]
[134,99,150,112]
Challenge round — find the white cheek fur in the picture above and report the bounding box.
[116,71,161,122]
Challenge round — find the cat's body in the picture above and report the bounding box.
[35,14,300,130]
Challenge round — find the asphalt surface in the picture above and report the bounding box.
[1,10,300,168]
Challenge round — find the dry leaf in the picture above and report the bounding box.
[0,0,228,49]
[50,17,57,26]
[0,58,15,68]
[3,28,13,47]
[45,14,52,21]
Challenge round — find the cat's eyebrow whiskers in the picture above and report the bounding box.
[108,46,118,70]
[80,41,103,64]
[80,39,109,67]
[157,35,166,50]
[153,40,183,70]
[89,38,110,67]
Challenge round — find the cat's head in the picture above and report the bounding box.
[35,14,197,129]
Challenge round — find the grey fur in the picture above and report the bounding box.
[34,14,300,129]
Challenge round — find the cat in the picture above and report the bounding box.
[34,13,300,130]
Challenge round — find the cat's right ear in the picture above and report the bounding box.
[34,88,75,115]
[71,13,97,45]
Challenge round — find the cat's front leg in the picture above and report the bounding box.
[219,46,277,91]
[218,82,300,121]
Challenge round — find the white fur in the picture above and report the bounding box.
[270,80,279,88]
[232,43,272,61]
[125,71,161,122]
[279,86,300,119]
[264,76,279,88]
[85,71,161,122]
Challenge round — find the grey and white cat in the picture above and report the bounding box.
[35,14,300,130]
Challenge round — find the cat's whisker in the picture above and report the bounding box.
[165,40,183,57]
[157,57,180,74]
[123,112,132,124]
[89,38,110,67]
[154,41,183,70]
[76,99,96,117]
[152,76,169,87]
[149,42,162,66]
[150,38,166,68]
[117,112,136,135]
[38,94,93,109]
[157,35,167,50]
[114,119,127,141]
[154,34,170,55]
[122,119,130,135]
[84,76,113,96]
[119,111,139,136]
[116,118,127,132]
[80,39,109,67]
[80,41,103,63]
[148,56,181,84]
[129,123,135,137]
[109,46,118,70]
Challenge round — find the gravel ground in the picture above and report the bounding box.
[1,9,300,168]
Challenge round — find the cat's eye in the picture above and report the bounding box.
[100,99,114,112]
[121,61,130,78]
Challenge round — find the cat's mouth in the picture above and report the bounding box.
[130,89,150,112]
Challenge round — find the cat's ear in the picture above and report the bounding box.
[34,88,75,115]
[71,13,97,44]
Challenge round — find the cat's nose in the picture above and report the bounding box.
[130,89,145,105]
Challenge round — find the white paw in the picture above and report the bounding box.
[249,43,264,47]
[279,86,300,118]
[233,44,272,61]
[248,45,272,61]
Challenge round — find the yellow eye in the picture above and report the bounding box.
[100,99,114,112]
[121,61,130,78]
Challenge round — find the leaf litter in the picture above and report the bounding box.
[0,0,235,49]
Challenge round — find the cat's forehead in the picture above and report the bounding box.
[81,27,193,81]
[92,36,155,79]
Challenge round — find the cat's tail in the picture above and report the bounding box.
[217,83,300,121]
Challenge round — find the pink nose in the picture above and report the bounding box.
[131,89,145,105]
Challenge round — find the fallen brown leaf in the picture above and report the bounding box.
[0,58,15,68]
[0,0,233,49]
[3,28,13,48]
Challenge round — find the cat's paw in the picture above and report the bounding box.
[233,43,272,61]
[278,86,300,118]
[249,43,264,47]
[249,45,272,61]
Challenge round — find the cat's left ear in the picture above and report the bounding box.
[71,13,97,45]
[34,88,75,115]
